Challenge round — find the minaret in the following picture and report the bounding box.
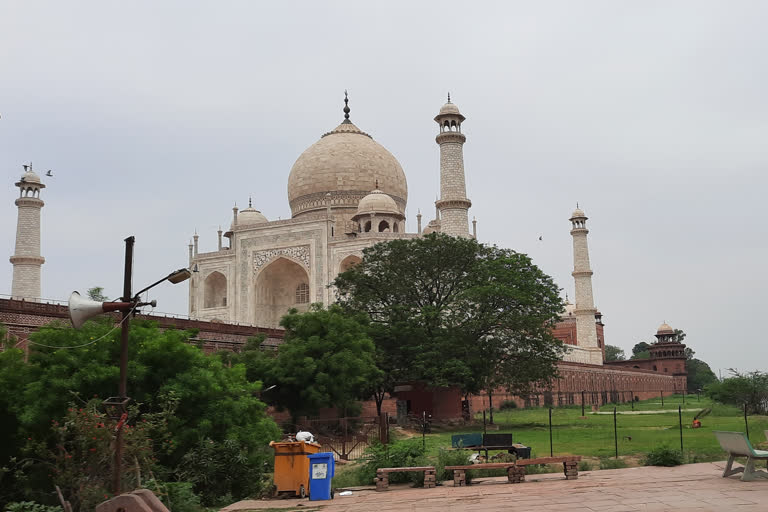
[434,94,471,237]
[10,164,46,301]
[570,206,602,365]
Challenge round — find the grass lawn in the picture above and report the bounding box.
[331,396,768,488]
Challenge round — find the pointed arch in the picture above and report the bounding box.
[203,271,227,308]
[254,257,310,328]
[339,254,362,274]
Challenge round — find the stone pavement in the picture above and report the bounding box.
[223,462,768,511]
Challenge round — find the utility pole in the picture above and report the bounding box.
[113,236,134,495]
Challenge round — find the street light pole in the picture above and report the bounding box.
[114,235,134,495]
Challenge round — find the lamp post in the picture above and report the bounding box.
[68,235,191,495]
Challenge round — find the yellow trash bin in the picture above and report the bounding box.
[270,440,323,498]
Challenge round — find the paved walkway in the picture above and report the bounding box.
[223,462,768,511]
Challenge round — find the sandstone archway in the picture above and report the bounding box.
[254,257,310,328]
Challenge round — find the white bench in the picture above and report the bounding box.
[714,431,768,481]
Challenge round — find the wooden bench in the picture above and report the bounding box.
[375,466,436,491]
[446,456,582,486]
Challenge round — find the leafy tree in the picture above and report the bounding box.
[0,319,279,508]
[631,341,651,360]
[86,287,108,302]
[604,345,625,362]
[334,233,565,406]
[262,305,381,422]
[706,370,768,414]
[686,358,718,391]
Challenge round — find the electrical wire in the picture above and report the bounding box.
[26,303,139,350]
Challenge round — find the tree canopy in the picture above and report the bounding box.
[630,341,651,360]
[250,305,381,422]
[333,233,566,403]
[604,345,626,362]
[0,319,279,508]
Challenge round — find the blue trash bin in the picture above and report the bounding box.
[306,452,335,500]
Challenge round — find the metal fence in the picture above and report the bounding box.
[292,414,390,461]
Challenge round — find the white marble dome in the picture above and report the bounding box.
[287,120,408,218]
[235,207,268,226]
[356,188,400,216]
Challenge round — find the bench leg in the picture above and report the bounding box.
[723,455,744,478]
[564,461,579,480]
[507,466,525,483]
[454,469,466,487]
[375,471,389,491]
[424,469,436,488]
[741,457,768,482]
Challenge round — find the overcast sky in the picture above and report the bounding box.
[1,1,766,374]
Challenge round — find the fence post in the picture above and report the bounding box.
[661,391,664,407]
[422,411,427,451]
[613,407,618,459]
[678,405,683,453]
[483,410,487,436]
[549,407,553,457]
[581,390,585,417]
[744,403,750,440]
[631,393,634,411]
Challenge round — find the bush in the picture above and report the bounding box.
[499,400,518,410]
[437,449,472,482]
[643,446,683,467]
[161,482,203,512]
[598,457,627,470]
[578,460,593,472]
[4,503,62,512]
[358,440,426,486]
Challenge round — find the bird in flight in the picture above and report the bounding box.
[45,170,53,177]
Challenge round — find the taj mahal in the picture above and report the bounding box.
[5,94,690,409]
[184,94,604,366]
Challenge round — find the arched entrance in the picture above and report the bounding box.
[203,271,227,308]
[339,254,362,274]
[254,257,311,328]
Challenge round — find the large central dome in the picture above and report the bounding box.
[287,118,408,219]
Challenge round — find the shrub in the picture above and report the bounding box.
[162,482,203,512]
[598,457,627,470]
[643,446,683,467]
[437,449,472,482]
[578,460,592,472]
[499,400,518,410]
[358,440,426,485]
[4,503,62,512]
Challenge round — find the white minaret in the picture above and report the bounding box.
[10,164,46,301]
[434,95,471,237]
[570,206,603,365]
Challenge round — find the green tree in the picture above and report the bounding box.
[264,305,381,422]
[631,341,651,360]
[604,345,626,362]
[706,370,768,414]
[334,233,565,406]
[86,287,108,302]
[0,319,279,507]
[686,358,718,391]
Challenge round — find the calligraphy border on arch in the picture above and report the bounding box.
[252,245,311,276]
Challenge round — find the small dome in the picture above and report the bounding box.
[571,207,586,219]
[20,170,41,184]
[356,189,400,216]
[235,207,268,226]
[439,102,461,116]
[561,301,576,318]
[656,322,674,335]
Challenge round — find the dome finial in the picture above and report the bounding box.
[447,92,451,103]
[375,179,379,190]
[343,90,351,123]
[248,196,252,208]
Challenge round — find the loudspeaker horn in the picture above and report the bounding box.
[68,291,133,329]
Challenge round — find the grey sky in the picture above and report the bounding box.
[1,1,766,374]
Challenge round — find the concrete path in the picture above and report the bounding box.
[223,462,768,511]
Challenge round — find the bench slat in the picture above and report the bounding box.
[378,466,435,472]
[446,456,581,471]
